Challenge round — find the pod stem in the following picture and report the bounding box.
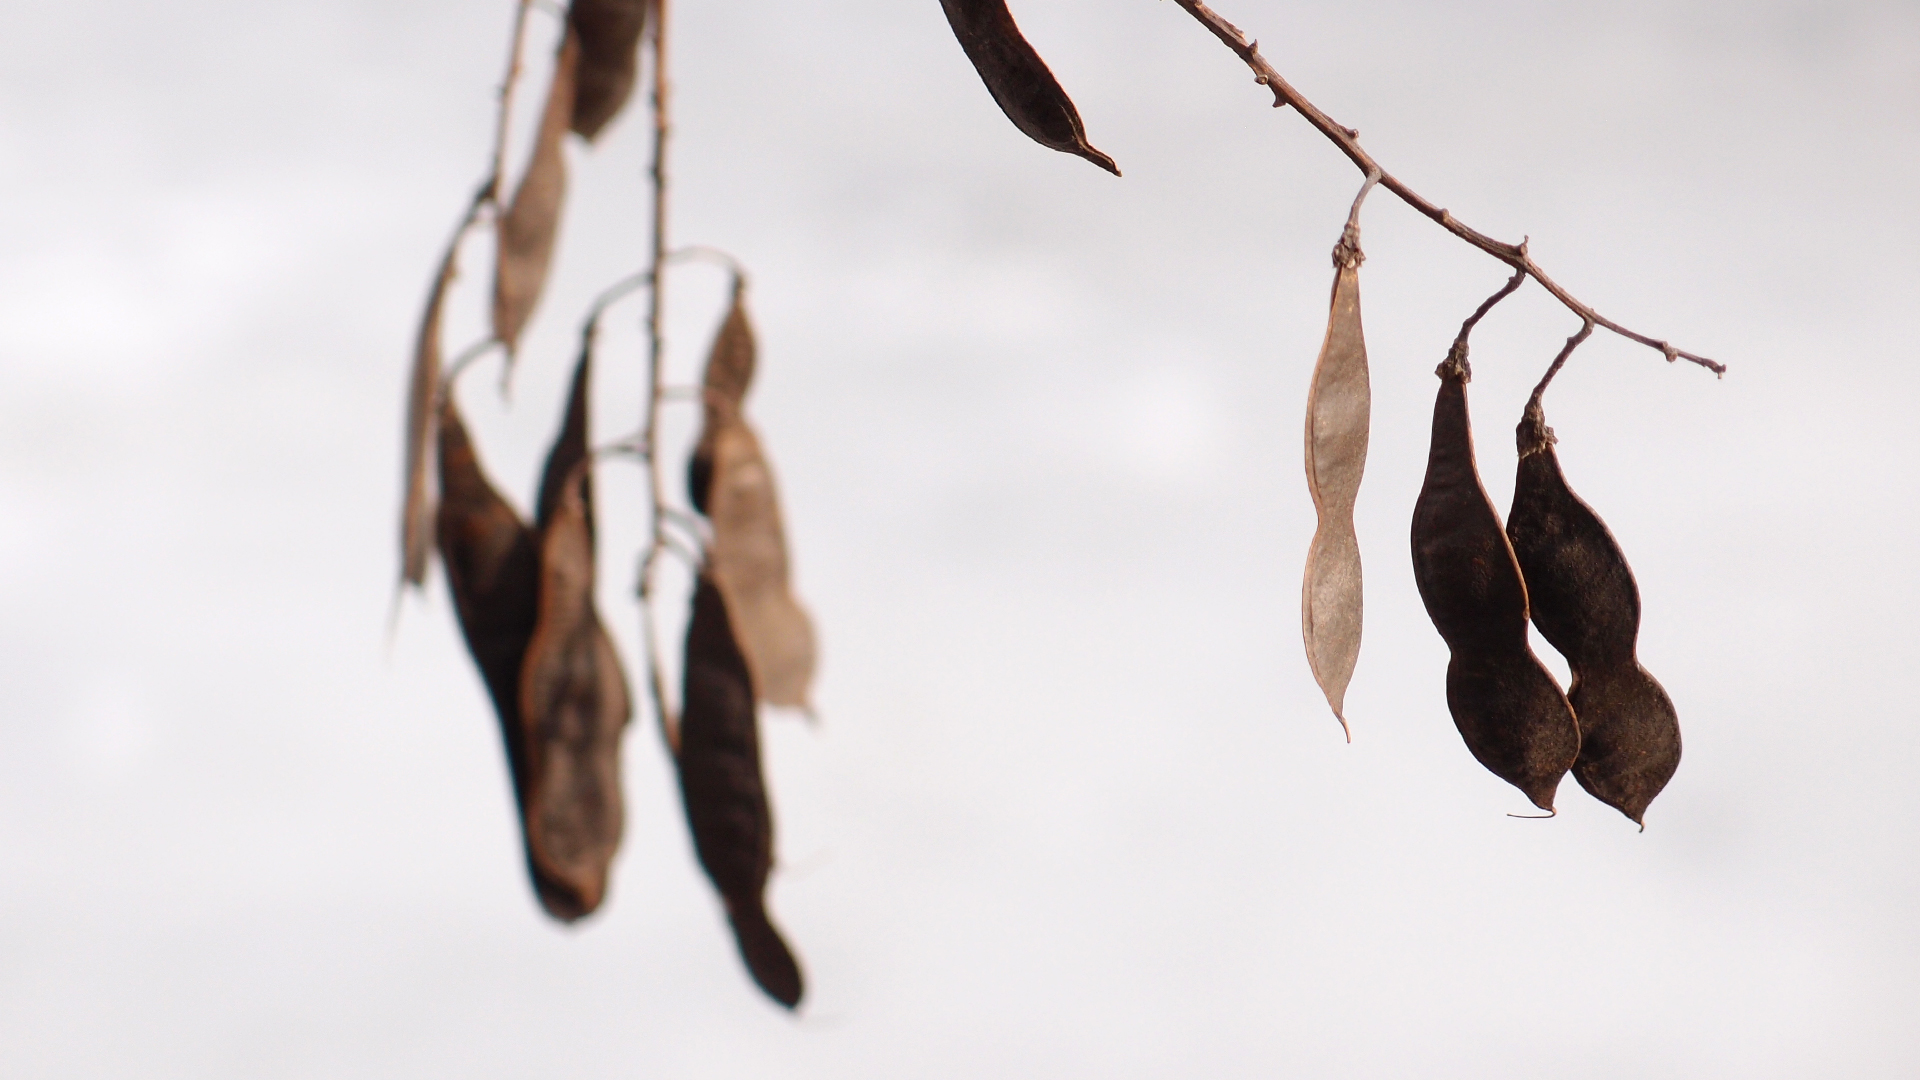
[1334,167,1382,269]
[1436,266,1528,382]
[1527,318,1597,410]
[636,0,681,758]
[1167,0,1726,378]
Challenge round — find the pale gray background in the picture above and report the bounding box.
[1,0,1916,1075]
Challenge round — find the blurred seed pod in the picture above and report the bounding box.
[516,343,630,918]
[677,572,804,1008]
[688,280,756,515]
[519,465,631,920]
[707,419,816,711]
[567,0,651,141]
[494,31,581,356]
[434,397,584,919]
[400,243,459,589]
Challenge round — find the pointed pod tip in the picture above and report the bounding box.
[1078,145,1120,176]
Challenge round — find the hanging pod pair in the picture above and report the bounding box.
[672,282,810,1008]
[435,345,632,919]
[1410,310,1681,822]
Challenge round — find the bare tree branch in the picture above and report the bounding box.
[637,0,681,756]
[1169,0,1725,376]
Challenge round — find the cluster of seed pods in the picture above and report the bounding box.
[434,345,631,920]
[1406,293,1681,822]
[401,0,816,1008]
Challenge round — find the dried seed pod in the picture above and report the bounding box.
[433,398,583,918]
[1508,404,1681,825]
[936,0,1120,175]
[519,465,631,920]
[400,243,459,588]
[707,418,817,710]
[536,338,594,535]
[567,0,650,141]
[493,31,581,355]
[1410,355,1579,812]
[1300,252,1370,736]
[678,573,805,1008]
[687,282,756,515]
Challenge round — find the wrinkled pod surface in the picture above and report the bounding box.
[1507,403,1681,825]
[1410,355,1579,811]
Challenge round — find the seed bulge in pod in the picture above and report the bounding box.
[1507,404,1681,825]
[678,573,805,1009]
[434,398,583,919]
[936,0,1120,175]
[566,0,649,141]
[1301,253,1370,737]
[493,31,581,356]
[1410,355,1579,812]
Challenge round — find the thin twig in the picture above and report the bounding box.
[667,244,749,284]
[1169,0,1725,376]
[437,336,504,401]
[488,0,538,206]
[637,0,681,757]
[1528,317,1597,410]
[582,269,655,330]
[1438,266,1528,381]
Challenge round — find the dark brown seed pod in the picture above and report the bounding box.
[518,464,631,921]
[536,338,594,535]
[1508,403,1681,825]
[566,0,650,141]
[678,573,805,1008]
[493,31,581,355]
[936,0,1120,176]
[687,281,756,516]
[1410,353,1579,812]
[433,398,583,919]
[1301,250,1370,736]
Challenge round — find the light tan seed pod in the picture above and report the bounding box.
[493,31,581,356]
[1300,248,1370,737]
[688,282,756,515]
[519,466,631,919]
[707,418,816,711]
[399,244,459,589]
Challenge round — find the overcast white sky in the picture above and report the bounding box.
[2,0,1917,1075]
